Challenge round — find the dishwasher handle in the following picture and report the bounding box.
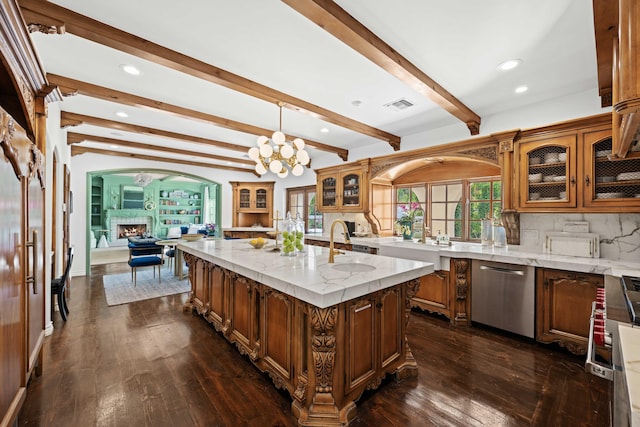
[479,265,524,276]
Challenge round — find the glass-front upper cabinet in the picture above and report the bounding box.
[235,183,272,213]
[317,168,365,211]
[583,130,640,208]
[517,134,577,209]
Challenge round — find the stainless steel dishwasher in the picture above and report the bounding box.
[471,260,535,338]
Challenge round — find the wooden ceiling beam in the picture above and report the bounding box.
[48,73,348,160]
[20,0,400,150]
[66,132,256,166]
[70,145,257,175]
[282,0,481,135]
[60,111,250,153]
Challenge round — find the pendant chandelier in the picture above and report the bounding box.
[248,102,310,178]
[133,172,153,187]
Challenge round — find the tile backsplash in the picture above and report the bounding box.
[520,213,640,262]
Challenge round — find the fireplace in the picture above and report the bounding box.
[117,224,147,239]
[107,213,154,246]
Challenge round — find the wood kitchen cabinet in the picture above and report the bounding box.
[345,286,404,392]
[582,129,640,209]
[316,161,369,212]
[517,133,577,209]
[515,115,640,212]
[411,271,451,319]
[230,181,274,227]
[536,268,603,355]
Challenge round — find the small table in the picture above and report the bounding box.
[155,240,185,279]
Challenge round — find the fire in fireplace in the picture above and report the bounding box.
[118,224,147,239]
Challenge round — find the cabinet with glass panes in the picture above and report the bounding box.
[516,123,640,212]
[517,133,577,209]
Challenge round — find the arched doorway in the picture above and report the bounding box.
[86,169,221,270]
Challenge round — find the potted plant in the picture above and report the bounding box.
[204,223,217,237]
[396,202,421,240]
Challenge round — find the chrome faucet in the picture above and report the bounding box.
[328,219,351,263]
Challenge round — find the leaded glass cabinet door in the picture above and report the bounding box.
[583,130,640,208]
[517,134,577,209]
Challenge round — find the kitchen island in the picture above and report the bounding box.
[178,238,434,426]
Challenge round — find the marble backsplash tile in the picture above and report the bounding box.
[520,213,640,262]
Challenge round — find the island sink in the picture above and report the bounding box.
[332,263,376,272]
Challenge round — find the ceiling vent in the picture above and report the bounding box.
[384,98,414,111]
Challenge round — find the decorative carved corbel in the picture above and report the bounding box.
[0,112,23,180]
[27,22,65,35]
[466,120,481,135]
[29,144,45,190]
[452,259,470,326]
[501,209,521,245]
[309,305,337,393]
[60,117,83,128]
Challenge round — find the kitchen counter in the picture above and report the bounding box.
[178,238,434,425]
[618,324,640,427]
[222,226,274,232]
[304,234,640,277]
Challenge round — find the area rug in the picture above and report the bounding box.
[102,268,190,306]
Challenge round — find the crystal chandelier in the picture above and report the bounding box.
[248,102,310,178]
[133,172,153,187]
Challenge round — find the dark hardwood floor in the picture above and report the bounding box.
[19,262,610,426]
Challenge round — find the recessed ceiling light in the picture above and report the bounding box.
[120,64,141,76]
[226,161,232,165]
[320,128,329,133]
[497,59,522,71]
[115,111,128,118]
[110,144,119,149]
[351,100,362,107]
[110,131,123,137]
[515,85,528,94]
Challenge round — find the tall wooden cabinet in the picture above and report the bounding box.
[0,1,59,424]
[230,181,274,227]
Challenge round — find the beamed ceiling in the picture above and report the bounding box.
[19,0,612,175]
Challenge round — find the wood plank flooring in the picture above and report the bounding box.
[19,262,610,426]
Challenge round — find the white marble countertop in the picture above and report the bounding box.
[222,227,275,232]
[178,238,434,308]
[304,234,640,277]
[618,323,640,426]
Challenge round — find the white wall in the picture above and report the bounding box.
[44,102,70,333]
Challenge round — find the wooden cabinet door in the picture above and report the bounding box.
[253,186,270,212]
[413,271,450,318]
[345,296,376,392]
[517,134,578,209]
[262,289,293,381]
[25,145,45,376]
[186,255,208,314]
[340,170,364,211]
[582,129,640,209]
[378,287,402,370]
[317,172,338,211]
[536,269,603,355]
[237,187,252,212]
[0,111,27,426]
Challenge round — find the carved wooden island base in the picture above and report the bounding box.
[183,251,422,426]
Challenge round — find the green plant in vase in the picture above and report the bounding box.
[396,202,421,240]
